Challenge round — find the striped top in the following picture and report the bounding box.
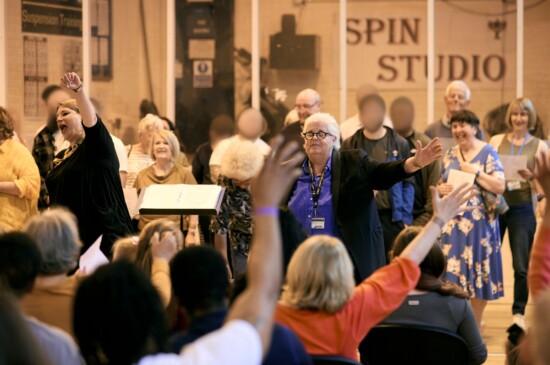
[125,144,154,189]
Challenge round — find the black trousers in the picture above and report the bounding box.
[378,209,405,264]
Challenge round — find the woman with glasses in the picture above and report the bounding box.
[285,112,443,281]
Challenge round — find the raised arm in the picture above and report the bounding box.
[400,183,474,264]
[60,72,97,128]
[403,138,443,174]
[226,137,304,355]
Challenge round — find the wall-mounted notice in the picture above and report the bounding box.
[23,36,48,118]
[193,60,213,88]
[22,0,82,37]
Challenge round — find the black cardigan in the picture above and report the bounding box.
[286,148,413,282]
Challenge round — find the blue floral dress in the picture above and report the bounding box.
[440,144,505,300]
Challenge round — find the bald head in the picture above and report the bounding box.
[237,108,265,140]
[355,83,379,107]
[295,88,321,123]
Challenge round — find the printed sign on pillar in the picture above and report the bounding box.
[193,60,213,88]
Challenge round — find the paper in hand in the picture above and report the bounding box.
[79,235,109,275]
[447,169,476,208]
[499,155,528,182]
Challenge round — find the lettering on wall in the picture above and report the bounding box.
[345,2,513,90]
[22,0,82,37]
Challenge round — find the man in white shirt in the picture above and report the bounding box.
[340,83,392,141]
[209,108,271,183]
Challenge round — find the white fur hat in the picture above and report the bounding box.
[220,140,264,181]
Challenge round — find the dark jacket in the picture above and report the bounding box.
[342,126,414,225]
[286,149,413,281]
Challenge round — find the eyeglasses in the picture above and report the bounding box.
[294,102,319,110]
[302,131,333,140]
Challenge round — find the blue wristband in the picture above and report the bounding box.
[254,206,279,216]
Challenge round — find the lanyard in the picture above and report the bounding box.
[510,133,530,156]
[307,159,327,216]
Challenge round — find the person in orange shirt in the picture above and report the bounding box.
[275,183,475,361]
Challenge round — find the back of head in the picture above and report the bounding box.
[170,246,229,315]
[237,108,266,140]
[0,106,15,140]
[112,237,138,262]
[0,292,51,365]
[220,140,264,182]
[25,208,82,276]
[74,261,167,365]
[281,235,355,313]
[0,232,42,298]
[135,219,183,278]
[392,227,468,299]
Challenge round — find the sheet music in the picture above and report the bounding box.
[140,184,224,210]
[79,235,109,275]
[499,155,528,182]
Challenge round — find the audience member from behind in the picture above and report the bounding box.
[425,80,485,140]
[0,107,40,231]
[0,292,52,365]
[140,99,160,119]
[74,261,168,365]
[21,208,82,336]
[134,130,199,236]
[489,97,548,330]
[169,246,312,365]
[392,96,442,226]
[209,108,270,183]
[135,219,183,308]
[280,88,321,151]
[211,140,264,278]
[74,137,305,365]
[126,113,164,188]
[46,72,133,256]
[0,232,84,364]
[340,83,393,141]
[382,226,487,365]
[33,85,71,210]
[276,184,474,360]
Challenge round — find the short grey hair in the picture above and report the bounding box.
[303,112,341,150]
[445,80,471,101]
[25,208,82,275]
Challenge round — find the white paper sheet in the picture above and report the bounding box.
[448,169,476,189]
[140,184,225,211]
[499,155,528,182]
[79,235,109,275]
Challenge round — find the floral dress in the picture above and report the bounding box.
[440,144,505,300]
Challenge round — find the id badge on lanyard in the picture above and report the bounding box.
[309,160,326,230]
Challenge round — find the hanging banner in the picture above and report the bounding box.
[22,0,83,37]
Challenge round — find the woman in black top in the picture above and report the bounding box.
[46,72,132,256]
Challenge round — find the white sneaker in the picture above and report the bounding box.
[513,314,526,331]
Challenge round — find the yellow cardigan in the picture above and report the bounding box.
[0,138,40,231]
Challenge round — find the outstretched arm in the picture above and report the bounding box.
[403,138,443,174]
[60,72,97,128]
[226,137,304,355]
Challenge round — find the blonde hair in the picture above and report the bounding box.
[303,113,341,150]
[135,219,183,278]
[281,235,355,313]
[57,99,80,114]
[137,113,164,136]
[112,237,138,262]
[505,97,537,130]
[220,140,264,181]
[149,130,180,161]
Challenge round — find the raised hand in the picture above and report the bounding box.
[414,138,444,168]
[251,136,305,208]
[60,72,82,91]
[460,162,480,175]
[430,183,476,223]
[150,231,178,262]
[437,182,454,197]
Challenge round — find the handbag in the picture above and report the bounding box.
[459,147,509,216]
